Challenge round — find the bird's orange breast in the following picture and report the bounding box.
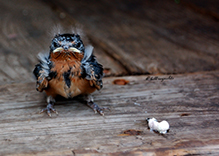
[45,77,96,98]
[44,54,96,98]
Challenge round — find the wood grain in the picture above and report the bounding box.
[1,0,219,83]
[47,0,219,75]
[1,1,219,155]
[0,71,218,155]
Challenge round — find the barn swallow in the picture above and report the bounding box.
[33,33,106,116]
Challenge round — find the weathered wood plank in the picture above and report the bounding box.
[0,71,219,155]
[47,0,219,74]
[1,0,219,83]
[0,0,126,85]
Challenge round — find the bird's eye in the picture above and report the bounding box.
[76,42,81,48]
[53,42,59,48]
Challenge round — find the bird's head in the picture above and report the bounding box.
[49,33,85,60]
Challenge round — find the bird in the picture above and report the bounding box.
[33,33,107,116]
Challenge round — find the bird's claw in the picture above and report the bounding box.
[87,102,109,116]
[40,103,58,117]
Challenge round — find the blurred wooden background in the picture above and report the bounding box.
[0,0,219,155]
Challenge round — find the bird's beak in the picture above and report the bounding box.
[69,47,81,53]
[53,47,81,53]
[53,47,64,53]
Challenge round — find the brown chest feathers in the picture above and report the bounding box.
[44,53,96,98]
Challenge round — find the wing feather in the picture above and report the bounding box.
[81,45,103,90]
[33,52,51,92]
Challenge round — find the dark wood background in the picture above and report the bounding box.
[0,0,219,155]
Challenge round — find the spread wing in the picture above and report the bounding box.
[81,45,103,90]
[33,52,51,92]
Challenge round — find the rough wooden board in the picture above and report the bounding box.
[0,0,125,85]
[47,0,219,74]
[1,0,219,83]
[0,71,219,155]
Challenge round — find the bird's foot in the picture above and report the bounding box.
[40,103,58,117]
[40,96,58,117]
[87,101,109,116]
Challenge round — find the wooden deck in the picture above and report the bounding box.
[0,0,219,155]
